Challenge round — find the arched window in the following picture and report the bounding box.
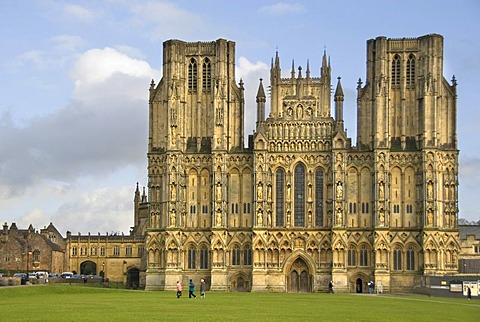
[406,54,415,87]
[348,246,356,266]
[188,245,196,269]
[391,54,401,86]
[33,250,40,262]
[200,246,209,269]
[315,168,324,227]
[188,58,197,92]
[232,245,241,266]
[294,163,306,227]
[393,247,402,271]
[406,247,415,270]
[202,58,211,91]
[275,168,285,227]
[359,246,368,267]
[243,244,252,266]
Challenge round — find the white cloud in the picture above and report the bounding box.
[258,2,305,15]
[63,3,97,23]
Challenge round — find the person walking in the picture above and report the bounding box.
[189,279,197,298]
[176,281,182,298]
[467,286,472,300]
[200,278,206,298]
[328,280,334,294]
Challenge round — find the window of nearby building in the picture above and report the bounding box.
[126,246,132,256]
[81,246,87,256]
[406,247,415,270]
[243,203,251,214]
[188,246,196,269]
[393,247,402,271]
[202,58,211,91]
[359,246,368,267]
[294,163,306,227]
[348,247,356,267]
[91,247,97,256]
[474,245,480,254]
[33,250,40,261]
[138,246,145,257]
[72,247,78,256]
[406,54,415,87]
[49,234,56,243]
[232,245,241,266]
[188,58,197,92]
[113,246,120,256]
[391,54,400,86]
[244,244,252,266]
[200,246,208,269]
[100,246,105,256]
[275,168,285,227]
[315,168,324,226]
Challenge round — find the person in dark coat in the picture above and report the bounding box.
[467,286,472,300]
[189,279,197,298]
[328,280,334,294]
[200,278,206,298]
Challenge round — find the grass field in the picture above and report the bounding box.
[1,284,478,321]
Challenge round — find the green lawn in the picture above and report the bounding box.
[1,284,478,321]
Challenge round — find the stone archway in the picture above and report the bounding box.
[80,261,97,275]
[230,273,250,292]
[126,268,140,289]
[356,278,363,293]
[287,257,311,293]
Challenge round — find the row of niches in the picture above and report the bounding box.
[266,121,333,140]
[265,140,332,152]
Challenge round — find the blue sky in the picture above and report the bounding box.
[1,0,479,234]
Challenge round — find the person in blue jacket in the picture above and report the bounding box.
[189,279,197,298]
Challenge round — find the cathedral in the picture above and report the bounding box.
[143,34,460,293]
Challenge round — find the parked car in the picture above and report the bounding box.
[13,273,27,285]
[60,272,73,279]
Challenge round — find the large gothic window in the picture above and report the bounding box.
[275,168,285,227]
[294,163,306,227]
[393,247,402,271]
[406,54,415,87]
[391,54,401,87]
[188,58,197,92]
[348,246,356,267]
[406,247,415,270]
[188,245,196,269]
[232,245,241,266]
[315,168,324,227]
[243,244,252,266]
[202,58,212,91]
[200,246,209,269]
[359,246,368,267]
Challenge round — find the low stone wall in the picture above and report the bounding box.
[0,277,22,286]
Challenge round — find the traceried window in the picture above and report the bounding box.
[294,163,306,227]
[100,246,105,256]
[200,246,209,269]
[393,247,402,271]
[244,244,252,266]
[359,246,368,267]
[406,247,415,270]
[315,168,324,226]
[188,245,196,269]
[138,246,145,257]
[232,245,241,266]
[33,250,40,261]
[202,58,212,91]
[81,246,87,256]
[126,246,132,256]
[91,247,97,256]
[406,54,415,87]
[391,54,401,86]
[113,246,120,256]
[72,247,78,256]
[275,168,285,227]
[188,58,198,92]
[348,246,356,266]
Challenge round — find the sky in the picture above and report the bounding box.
[1,0,479,235]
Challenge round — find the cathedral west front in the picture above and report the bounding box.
[143,34,459,293]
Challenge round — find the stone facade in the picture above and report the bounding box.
[144,35,461,293]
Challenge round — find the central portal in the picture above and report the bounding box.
[287,258,310,292]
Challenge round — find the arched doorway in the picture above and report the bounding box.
[80,261,97,275]
[287,258,310,293]
[230,273,250,292]
[356,278,363,293]
[126,268,140,289]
